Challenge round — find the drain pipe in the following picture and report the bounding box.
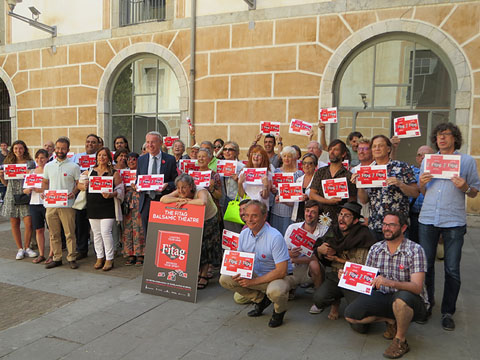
[188,0,197,147]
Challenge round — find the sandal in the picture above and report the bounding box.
[197,276,209,290]
[125,256,136,266]
[135,256,144,267]
[45,256,54,265]
[383,338,409,359]
[32,255,46,264]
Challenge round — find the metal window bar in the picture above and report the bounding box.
[120,0,166,27]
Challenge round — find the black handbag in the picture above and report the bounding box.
[14,193,31,205]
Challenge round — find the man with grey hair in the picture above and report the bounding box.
[136,131,177,232]
[220,200,295,328]
[307,141,328,168]
[172,139,188,168]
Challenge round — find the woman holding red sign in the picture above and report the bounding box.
[0,140,36,260]
[161,173,221,289]
[78,147,123,271]
[122,152,145,266]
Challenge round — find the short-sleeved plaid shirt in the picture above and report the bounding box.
[366,238,428,305]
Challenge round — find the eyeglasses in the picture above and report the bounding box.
[223,148,235,152]
[214,145,222,149]
[382,222,400,229]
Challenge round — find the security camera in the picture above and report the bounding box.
[6,0,22,12]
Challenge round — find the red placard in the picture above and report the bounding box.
[4,164,28,179]
[163,136,179,149]
[260,121,280,136]
[137,174,164,191]
[297,160,303,172]
[119,169,136,186]
[278,182,303,202]
[188,170,211,188]
[155,230,189,272]
[77,154,96,170]
[23,173,43,188]
[88,176,113,193]
[288,227,316,257]
[356,165,388,188]
[394,115,421,138]
[289,119,312,136]
[222,229,239,250]
[424,154,461,179]
[272,172,294,188]
[243,167,267,184]
[179,159,199,173]
[216,160,237,177]
[43,190,68,207]
[321,177,349,199]
[338,262,379,295]
[220,250,255,279]
[319,107,338,123]
[149,202,205,228]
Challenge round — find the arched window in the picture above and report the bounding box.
[334,34,456,164]
[110,55,181,153]
[0,80,11,145]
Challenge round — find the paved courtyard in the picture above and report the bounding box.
[0,216,479,360]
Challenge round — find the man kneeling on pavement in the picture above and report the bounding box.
[344,211,429,359]
[311,202,376,319]
[220,200,295,327]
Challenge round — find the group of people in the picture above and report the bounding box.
[0,121,478,359]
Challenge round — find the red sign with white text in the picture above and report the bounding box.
[148,202,205,227]
[424,154,461,179]
[321,177,349,199]
[137,174,164,191]
[88,176,113,193]
[287,227,316,257]
[119,169,136,186]
[188,170,211,188]
[77,154,96,170]
[272,172,294,188]
[222,229,239,251]
[260,121,280,136]
[338,262,379,295]
[278,182,303,202]
[163,136,179,149]
[356,165,388,188]
[289,119,312,136]
[319,107,338,123]
[179,159,199,173]
[43,190,68,207]
[394,115,421,138]
[155,230,189,272]
[23,173,43,188]
[243,167,267,185]
[216,160,237,177]
[221,250,255,279]
[4,164,28,179]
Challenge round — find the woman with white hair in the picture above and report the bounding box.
[270,146,304,235]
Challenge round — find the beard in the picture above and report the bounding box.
[383,228,402,241]
[55,151,67,160]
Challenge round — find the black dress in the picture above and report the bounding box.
[86,169,116,219]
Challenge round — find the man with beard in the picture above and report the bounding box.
[309,139,356,223]
[42,137,81,269]
[312,202,376,319]
[344,212,428,359]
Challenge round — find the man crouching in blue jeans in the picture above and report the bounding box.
[344,212,428,359]
[220,200,295,328]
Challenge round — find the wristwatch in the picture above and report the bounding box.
[465,186,472,194]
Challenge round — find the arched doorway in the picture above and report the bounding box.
[109,54,181,153]
[0,79,11,145]
[333,33,456,164]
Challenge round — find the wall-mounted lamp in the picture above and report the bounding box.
[6,0,57,37]
[359,93,368,109]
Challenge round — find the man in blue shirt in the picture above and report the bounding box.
[220,200,295,327]
[419,122,480,331]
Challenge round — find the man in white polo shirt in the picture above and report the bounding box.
[43,137,81,269]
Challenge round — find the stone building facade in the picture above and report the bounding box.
[0,0,479,212]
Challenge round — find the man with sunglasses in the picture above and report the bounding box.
[418,122,480,331]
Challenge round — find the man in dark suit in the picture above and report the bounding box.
[136,131,178,233]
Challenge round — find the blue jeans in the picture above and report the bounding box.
[419,223,466,315]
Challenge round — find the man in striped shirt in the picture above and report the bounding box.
[344,212,428,359]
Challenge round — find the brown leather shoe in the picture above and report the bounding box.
[383,321,397,340]
[69,261,79,269]
[94,258,105,270]
[103,260,114,271]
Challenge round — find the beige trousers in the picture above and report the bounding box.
[220,274,296,313]
[46,207,77,262]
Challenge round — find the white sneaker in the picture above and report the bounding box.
[16,248,25,260]
[25,248,38,258]
[309,304,324,314]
